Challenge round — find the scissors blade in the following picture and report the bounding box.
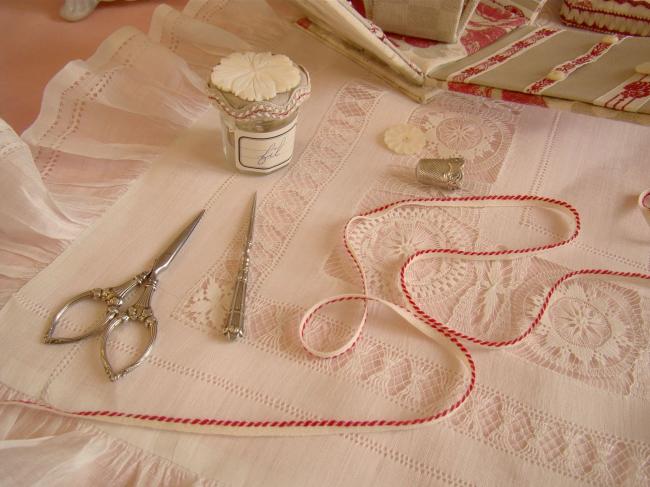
[151,210,205,276]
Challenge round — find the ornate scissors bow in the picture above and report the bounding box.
[43,211,204,381]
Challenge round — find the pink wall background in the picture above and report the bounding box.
[0,0,187,134]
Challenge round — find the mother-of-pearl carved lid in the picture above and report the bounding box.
[208,52,311,122]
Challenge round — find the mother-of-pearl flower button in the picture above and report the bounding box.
[601,35,619,45]
[383,124,426,155]
[211,52,301,102]
[546,69,567,82]
[636,62,650,75]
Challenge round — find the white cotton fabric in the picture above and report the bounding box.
[0,0,649,485]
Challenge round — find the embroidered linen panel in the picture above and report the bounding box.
[0,0,649,485]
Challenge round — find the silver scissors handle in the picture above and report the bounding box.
[100,276,159,381]
[43,211,204,381]
[43,272,149,345]
[43,271,160,382]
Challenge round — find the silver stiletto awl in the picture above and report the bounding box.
[43,211,205,381]
[223,193,257,341]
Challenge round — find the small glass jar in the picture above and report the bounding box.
[208,60,310,174]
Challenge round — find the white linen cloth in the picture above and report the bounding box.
[0,0,649,484]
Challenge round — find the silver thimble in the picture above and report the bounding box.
[415,157,464,190]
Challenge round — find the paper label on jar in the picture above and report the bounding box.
[235,121,297,172]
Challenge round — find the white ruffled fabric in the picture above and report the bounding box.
[0,4,253,309]
[0,122,80,304]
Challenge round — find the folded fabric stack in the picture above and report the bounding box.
[287,0,650,124]
[560,0,650,36]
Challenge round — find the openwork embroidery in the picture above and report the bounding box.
[408,92,520,185]
[512,258,647,395]
[450,385,650,485]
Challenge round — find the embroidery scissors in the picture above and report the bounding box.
[43,211,205,381]
[223,192,256,341]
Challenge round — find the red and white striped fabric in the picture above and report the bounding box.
[523,35,621,94]
[447,27,561,83]
[594,72,650,111]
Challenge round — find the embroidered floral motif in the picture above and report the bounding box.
[414,256,534,342]
[513,262,647,395]
[551,293,612,348]
[410,91,519,183]
[622,80,650,99]
[460,0,528,55]
[595,74,650,112]
[436,117,484,150]
[350,205,479,303]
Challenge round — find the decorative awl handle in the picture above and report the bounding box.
[223,193,257,341]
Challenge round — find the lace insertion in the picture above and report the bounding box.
[299,194,650,428]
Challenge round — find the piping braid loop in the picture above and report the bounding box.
[299,194,649,428]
